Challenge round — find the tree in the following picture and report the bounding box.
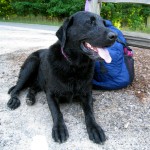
[0,0,13,19]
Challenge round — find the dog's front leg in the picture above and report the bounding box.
[81,93,106,144]
[46,92,69,143]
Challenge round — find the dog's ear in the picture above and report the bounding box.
[56,17,73,49]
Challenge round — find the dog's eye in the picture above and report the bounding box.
[90,16,96,26]
[85,17,96,26]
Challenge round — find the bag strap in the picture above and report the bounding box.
[116,38,132,51]
[116,38,133,57]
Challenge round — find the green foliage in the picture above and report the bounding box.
[0,1,149,31]
[0,0,13,19]
[11,2,31,16]
[11,2,49,17]
[10,0,84,18]
[101,3,150,30]
[46,0,84,18]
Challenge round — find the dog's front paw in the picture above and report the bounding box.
[52,124,69,143]
[7,97,20,110]
[87,124,106,144]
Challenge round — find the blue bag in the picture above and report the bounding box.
[93,20,134,90]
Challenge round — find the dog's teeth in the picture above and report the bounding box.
[85,42,97,51]
[86,42,92,48]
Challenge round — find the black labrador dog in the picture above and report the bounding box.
[7,11,117,144]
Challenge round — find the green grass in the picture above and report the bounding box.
[141,27,150,34]
[0,15,63,26]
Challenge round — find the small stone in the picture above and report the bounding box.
[124,122,130,129]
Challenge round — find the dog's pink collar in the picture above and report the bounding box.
[61,48,71,63]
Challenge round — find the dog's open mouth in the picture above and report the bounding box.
[82,42,112,63]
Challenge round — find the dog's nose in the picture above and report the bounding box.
[107,32,117,41]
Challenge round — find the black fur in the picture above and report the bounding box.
[7,11,116,144]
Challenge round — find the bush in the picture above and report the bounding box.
[46,0,84,18]
[0,0,13,19]
[2,1,149,31]
[11,2,31,16]
[10,0,84,18]
[101,3,149,30]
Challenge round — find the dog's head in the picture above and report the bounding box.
[56,11,117,63]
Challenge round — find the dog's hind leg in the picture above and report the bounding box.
[26,84,41,106]
[7,55,40,110]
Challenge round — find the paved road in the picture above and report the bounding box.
[0,22,59,55]
[0,22,59,32]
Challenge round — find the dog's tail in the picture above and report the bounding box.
[8,85,16,94]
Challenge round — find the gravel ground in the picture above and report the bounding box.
[0,23,150,150]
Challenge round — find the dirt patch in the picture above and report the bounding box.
[126,47,150,101]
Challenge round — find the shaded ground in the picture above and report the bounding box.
[0,22,150,150]
[127,47,150,101]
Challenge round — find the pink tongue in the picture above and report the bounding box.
[97,48,112,63]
